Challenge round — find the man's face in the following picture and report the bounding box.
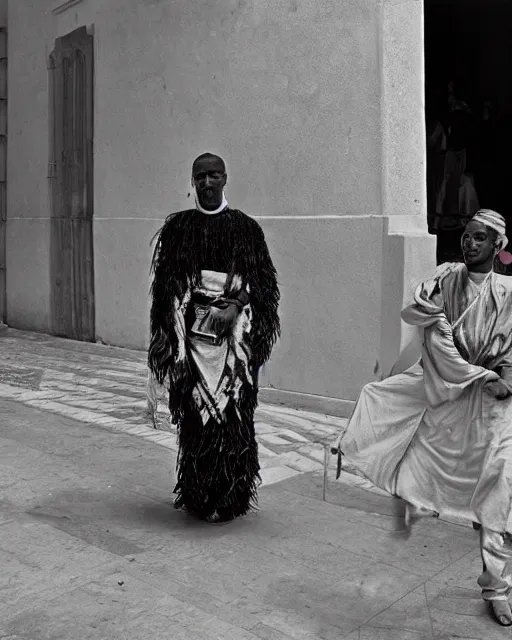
[461,221,496,267]
[192,157,227,210]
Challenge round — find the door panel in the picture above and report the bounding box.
[50,27,94,341]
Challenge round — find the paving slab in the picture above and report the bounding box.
[0,331,510,639]
[0,329,348,485]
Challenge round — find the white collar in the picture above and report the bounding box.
[193,187,229,215]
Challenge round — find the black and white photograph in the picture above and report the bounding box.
[2,0,512,638]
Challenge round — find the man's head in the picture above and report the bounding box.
[461,209,507,272]
[191,153,227,211]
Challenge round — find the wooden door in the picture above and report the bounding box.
[49,27,95,341]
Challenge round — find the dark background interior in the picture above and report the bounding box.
[425,0,512,263]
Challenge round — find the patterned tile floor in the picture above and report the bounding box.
[0,328,386,493]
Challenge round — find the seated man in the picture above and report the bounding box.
[333,209,512,626]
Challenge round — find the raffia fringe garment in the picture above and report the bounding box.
[148,207,280,521]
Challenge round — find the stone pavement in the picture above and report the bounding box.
[1,398,509,640]
[0,328,351,489]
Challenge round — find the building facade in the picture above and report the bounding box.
[6,0,435,416]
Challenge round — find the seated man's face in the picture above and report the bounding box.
[192,157,227,210]
[461,221,495,267]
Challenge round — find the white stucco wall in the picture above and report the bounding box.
[6,0,52,332]
[7,0,434,415]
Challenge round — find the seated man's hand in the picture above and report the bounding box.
[485,379,512,400]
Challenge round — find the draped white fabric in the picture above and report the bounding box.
[188,270,253,425]
[336,263,512,534]
[147,270,252,427]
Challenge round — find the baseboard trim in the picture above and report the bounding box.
[258,387,355,419]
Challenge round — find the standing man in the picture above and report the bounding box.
[148,153,280,523]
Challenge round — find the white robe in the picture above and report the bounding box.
[337,263,512,534]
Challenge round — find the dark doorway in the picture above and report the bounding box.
[424,0,512,268]
[49,27,95,340]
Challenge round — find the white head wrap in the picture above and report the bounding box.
[471,209,508,252]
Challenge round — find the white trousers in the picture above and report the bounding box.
[478,528,512,601]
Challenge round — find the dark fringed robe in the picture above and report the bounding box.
[148,208,280,521]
